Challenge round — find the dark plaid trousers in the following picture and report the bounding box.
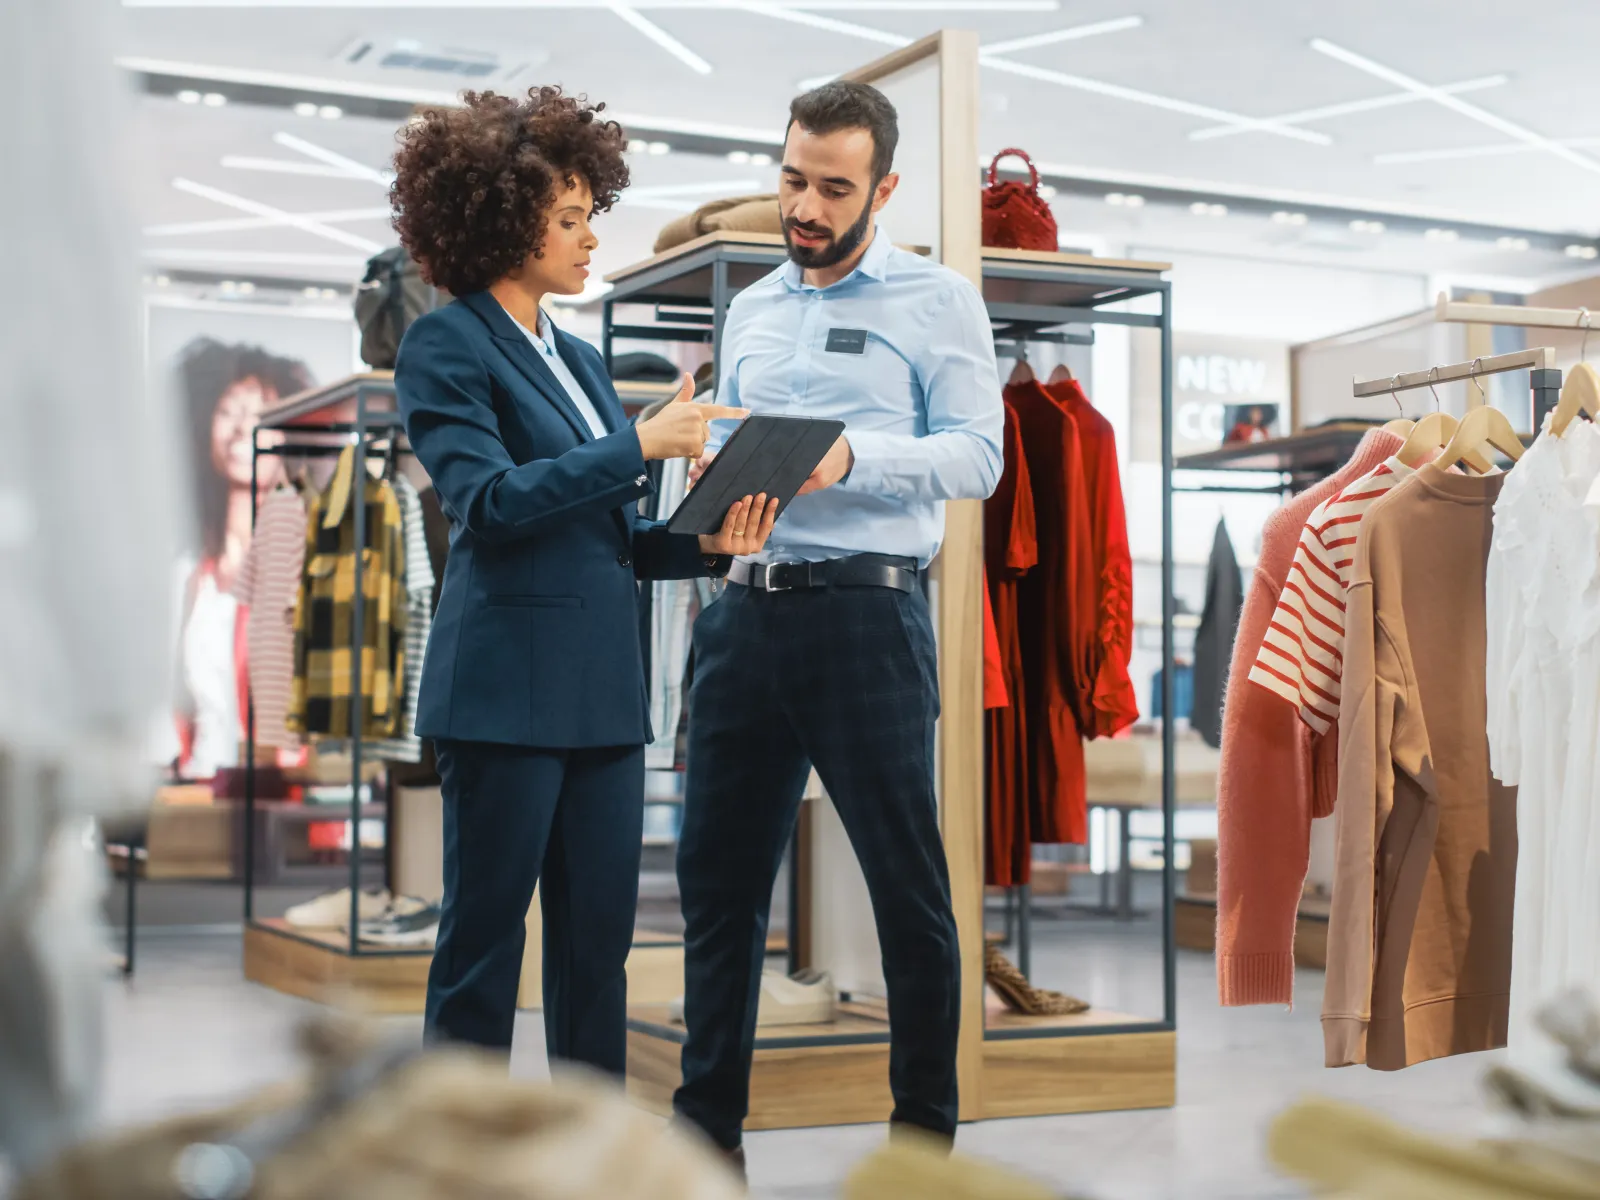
[672,580,961,1149]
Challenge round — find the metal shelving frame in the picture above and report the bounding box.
[602,235,1179,1048]
[247,373,422,961]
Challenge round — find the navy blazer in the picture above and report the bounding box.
[395,291,716,749]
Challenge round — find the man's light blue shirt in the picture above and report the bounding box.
[712,225,1004,568]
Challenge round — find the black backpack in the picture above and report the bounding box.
[354,247,442,369]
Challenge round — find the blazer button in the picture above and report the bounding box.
[618,552,633,567]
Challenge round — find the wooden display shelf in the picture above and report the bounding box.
[243,918,432,1014]
[627,995,1174,1128]
[1173,893,1329,970]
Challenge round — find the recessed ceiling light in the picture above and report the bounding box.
[726,150,751,164]
[749,152,772,166]
[303,286,321,298]
[236,280,256,294]
[293,102,318,117]
[319,105,343,120]
[1423,227,1460,242]
[220,280,238,294]
[321,288,340,300]
[1038,184,1057,199]
[1496,235,1531,251]
[1271,210,1309,226]
[155,274,171,287]
[177,89,201,104]
[647,141,671,156]
[202,92,227,107]
[1189,201,1227,217]
[628,138,649,154]
[1349,218,1385,234]
[1105,192,1144,207]
[1566,243,1598,260]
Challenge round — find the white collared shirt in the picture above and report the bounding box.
[508,304,610,441]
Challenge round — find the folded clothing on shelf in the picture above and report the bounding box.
[358,901,440,948]
[652,194,781,254]
[669,968,837,1028]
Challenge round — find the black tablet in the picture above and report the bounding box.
[666,415,846,536]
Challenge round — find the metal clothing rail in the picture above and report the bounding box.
[246,375,416,959]
[1433,294,1600,332]
[1352,346,1557,397]
[1353,346,1562,428]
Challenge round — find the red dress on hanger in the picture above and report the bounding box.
[1006,379,1098,847]
[984,400,1037,885]
[1047,378,1139,737]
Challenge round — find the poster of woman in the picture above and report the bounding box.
[146,302,358,779]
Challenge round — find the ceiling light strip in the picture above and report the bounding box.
[221,156,375,179]
[145,207,393,236]
[122,0,1060,8]
[273,131,392,185]
[604,1,714,73]
[142,249,370,267]
[1188,73,1508,142]
[1375,136,1600,166]
[1310,38,1600,176]
[978,55,1331,145]
[980,15,1143,57]
[171,177,385,252]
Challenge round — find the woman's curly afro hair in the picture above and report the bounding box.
[390,86,630,296]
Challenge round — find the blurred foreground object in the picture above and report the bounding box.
[17,1017,743,1200]
[1272,992,1600,1198]
[844,1126,1065,1200]
[0,0,180,1172]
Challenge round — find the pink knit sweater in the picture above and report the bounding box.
[1215,429,1403,1007]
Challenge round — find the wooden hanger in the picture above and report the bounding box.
[1437,404,1525,472]
[1552,314,1600,437]
[1553,361,1600,436]
[1007,350,1035,386]
[1393,370,1495,472]
[1047,362,1075,385]
[1382,418,1414,435]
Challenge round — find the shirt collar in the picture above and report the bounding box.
[781,222,892,291]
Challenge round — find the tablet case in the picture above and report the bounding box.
[666,415,846,536]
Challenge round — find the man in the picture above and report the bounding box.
[673,81,1004,1166]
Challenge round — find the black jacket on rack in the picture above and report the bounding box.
[1191,519,1243,749]
[395,292,726,749]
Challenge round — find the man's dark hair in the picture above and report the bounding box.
[787,81,899,183]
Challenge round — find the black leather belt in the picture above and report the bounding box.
[728,554,919,594]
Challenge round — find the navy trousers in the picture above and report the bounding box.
[425,739,644,1076]
[673,583,961,1149]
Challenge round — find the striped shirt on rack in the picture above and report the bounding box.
[1247,457,1414,734]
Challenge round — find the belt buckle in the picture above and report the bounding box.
[762,563,793,592]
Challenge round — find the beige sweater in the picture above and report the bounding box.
[1324,464,1518,1070]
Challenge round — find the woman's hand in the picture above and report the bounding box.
[699,494,779,558]
[636,373,746,462]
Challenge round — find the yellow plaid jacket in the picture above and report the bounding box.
[286,445,407,739]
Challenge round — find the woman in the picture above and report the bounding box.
[172,338,310,777]
[391,87,776,1075]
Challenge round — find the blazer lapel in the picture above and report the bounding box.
[459,292,593,444]
[556,329,625,435]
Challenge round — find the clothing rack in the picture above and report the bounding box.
[1352,347,1561,428]
[246,374,416,960]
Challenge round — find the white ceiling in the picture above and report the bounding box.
[122,0,1600,295]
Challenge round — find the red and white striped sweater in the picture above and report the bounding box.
[1247,457,1414,734]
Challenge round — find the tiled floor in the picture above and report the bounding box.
[99,927,1505,1200]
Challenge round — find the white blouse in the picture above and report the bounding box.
[1486,412,1600,1056]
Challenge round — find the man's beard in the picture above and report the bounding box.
[783,194,874,270]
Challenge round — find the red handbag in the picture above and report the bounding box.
[982,148,1058,252]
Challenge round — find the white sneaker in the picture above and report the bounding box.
[667,970,837,1028]
[284,888,390,929]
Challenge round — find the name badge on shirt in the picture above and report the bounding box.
[825,327,869,355]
